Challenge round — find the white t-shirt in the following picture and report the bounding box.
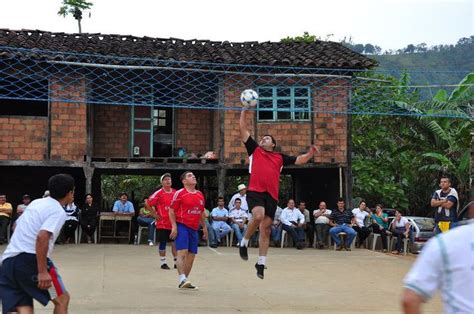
[313,209,332,224]
[393,216,409,228]
[403,220,474,314]
[2,197,66,261]
[352,208,370,227]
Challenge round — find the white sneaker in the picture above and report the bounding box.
[148,241,154,246]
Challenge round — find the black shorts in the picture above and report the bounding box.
[0,253,66,313]
[246,190,278,220]
[156,228,173,243]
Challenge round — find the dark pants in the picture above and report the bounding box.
[80,217,97,238]
[371,224,388,250]
[315,224,330,246]
[63,220,78,242]
[392,227,408,252]
[304,224,314,246]
[0,216,10,242]
[282,224,305,246]
[352,225,371,246]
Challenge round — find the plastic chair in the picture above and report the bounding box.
[389,237,410,255]
[280,230,292,248]
[333,232,356,250]
[77,227,98,244]
[137,222,156,244]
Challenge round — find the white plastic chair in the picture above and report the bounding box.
[333,232,356,250]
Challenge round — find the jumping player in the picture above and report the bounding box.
[238,106,317,279]
[146,173,178,270]
[169,171,208,289]
[0,174,75,314]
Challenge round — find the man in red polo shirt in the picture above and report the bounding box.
[238,107,317,279]
[146,173,177,270]
[169,171,208,290]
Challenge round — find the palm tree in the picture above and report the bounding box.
[58,0,93,33]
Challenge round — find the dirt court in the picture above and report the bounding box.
[1,244,442,313]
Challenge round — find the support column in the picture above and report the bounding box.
[217,167,227,197]
[83,165,95,194]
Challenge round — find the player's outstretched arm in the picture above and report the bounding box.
[239,108,251,143]
[295,145,318,165]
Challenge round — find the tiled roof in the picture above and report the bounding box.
[0,29,377,69]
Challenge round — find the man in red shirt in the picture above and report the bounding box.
[238,107,317,279]
[169,171,208,289]
[146,173,177,270]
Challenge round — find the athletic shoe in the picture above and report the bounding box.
[239,245,248,260]
[179,280,198,290]
[161,264,171,270]
[255,263,264,279]
[336,245,343,251]
[344,247,352,251]
[148,241,154,246]
[210,243,218,248]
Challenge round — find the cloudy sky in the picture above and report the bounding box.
[0,0,472,50]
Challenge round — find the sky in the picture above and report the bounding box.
[0,0,472,51]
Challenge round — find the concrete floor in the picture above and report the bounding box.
[1,244,442,313]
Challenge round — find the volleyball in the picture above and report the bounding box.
[240,89,259,107]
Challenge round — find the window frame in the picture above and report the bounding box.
[256,86,311,122]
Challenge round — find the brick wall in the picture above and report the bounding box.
[222,76,350,165]
[0,116,47,160]
[49,79,87,161]
[175,109,212,155]
[93,105,130,157]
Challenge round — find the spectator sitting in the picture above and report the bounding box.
[329,198,357,251]
[112,192,135,239]
[0,193,13,245]
[371,204,390,252]
[313,201,332,249]
[271,206,283,246]
[229,198,248,246]
[200,208,218,248]
[62,202,80,244]
[228,184,248,213]
[80,194,99,244]
[16,194,31,218]
[137,197,156,246]
[298,201,314,248]
[352,200,372,248]
[211,197,232,246]
[390,209,411,254]
[280,199,306,249]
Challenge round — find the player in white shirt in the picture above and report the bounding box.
[0,174,75,314]
[402,201,474,314]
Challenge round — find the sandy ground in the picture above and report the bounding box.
[0,244,442,313]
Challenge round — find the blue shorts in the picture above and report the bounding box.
[0,253,66,313]
[175,223,199,254]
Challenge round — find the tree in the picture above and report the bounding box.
[58,0,93,33]
[281,32,319,44]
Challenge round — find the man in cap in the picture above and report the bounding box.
[16,194,31,218]
[146,173,178,270]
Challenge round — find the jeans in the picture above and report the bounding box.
[282,224,305,245]
[271,224,282,242]
[0,216,10,242]
[315,224,330,246]
[392,227,409,252]
[371,223,388,250]
[137,216,155,242]
[329,224,357,247]
[212,221,231,243]
[231,223,247,243]
[205,220,217,245]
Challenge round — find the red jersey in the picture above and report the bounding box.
[170,188,205,230]
[147,188,176,230]
[245,137,296,201]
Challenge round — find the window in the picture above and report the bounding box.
[0,76,48,117]
[257,86,311,121]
